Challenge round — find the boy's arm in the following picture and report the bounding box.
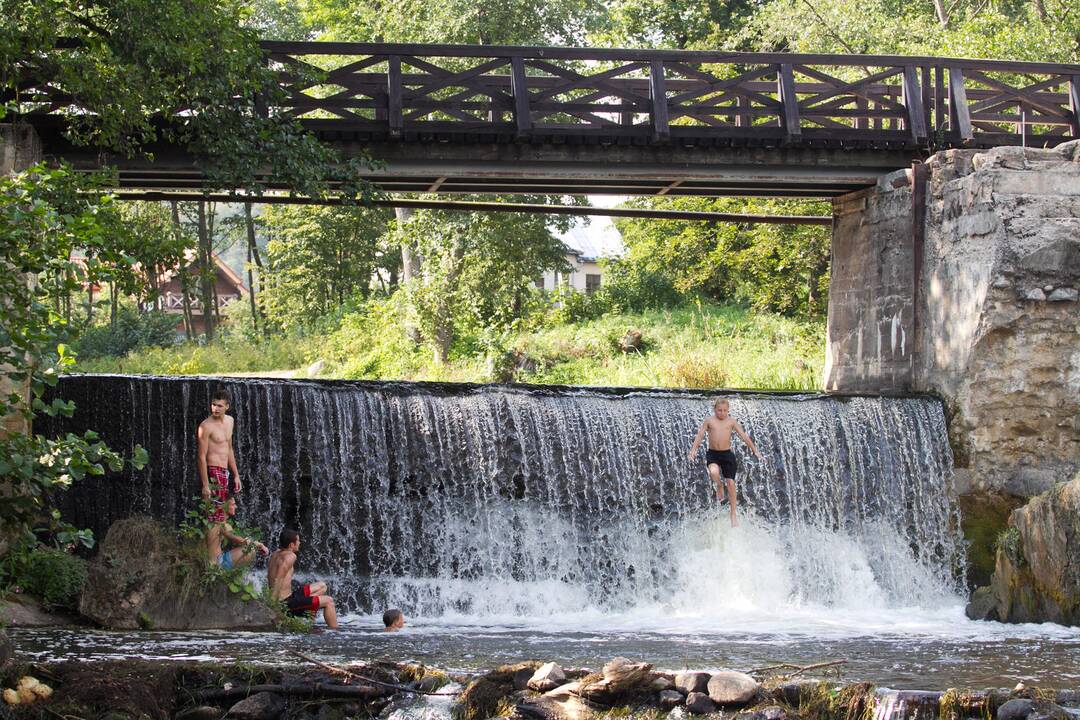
[196,423,210,499]
[735,422,764,460]
[227,418,241,492]
[687,420,708,461]
[224,524,268,555]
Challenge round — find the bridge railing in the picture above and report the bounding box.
[12,42,1080,148]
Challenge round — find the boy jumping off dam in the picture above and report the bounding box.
[687,398,764,527]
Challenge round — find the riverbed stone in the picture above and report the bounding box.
[226,692,285,720]
[513,667,535,691]
[674,672,710,695]
[659,691,684,710]
[651,675,675,692]
[685,692,716,714]
[177,706,223,720]
[78,518,276,630]
[751,706,788,720]
[998,699,1036,720]
[706,671,759,705]
[988,473,1080,625]
[528,663,567,692]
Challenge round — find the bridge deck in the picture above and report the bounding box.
[11,43,1080,197]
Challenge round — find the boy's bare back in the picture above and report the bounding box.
[267,548,296,601]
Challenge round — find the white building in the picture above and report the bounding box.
[537,216,623,294]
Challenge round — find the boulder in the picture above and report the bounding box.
[659,690,683,710]
[685,692,716,715]
[997,699,1035,720]
[651,675,675,692]
[674,672,710,695]
[226,692,285,720]
[965,586,999,621]
[706,671,759,705]
[528,663,567,692]
[0,595,75,627]
[519,683,589,720]
[579,657,653,702]
[619,330,643,353]
[988,474,1080,624]
[79,518,276,630]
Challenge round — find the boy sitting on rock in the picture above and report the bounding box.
[267,529,338,629]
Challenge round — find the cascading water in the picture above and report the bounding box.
[47,375,965,621]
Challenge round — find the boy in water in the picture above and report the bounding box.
[687,398,765,527]
[197,389,242,522]
[383,608,405,631]
[267,529,339,629]
[205,496,268,569]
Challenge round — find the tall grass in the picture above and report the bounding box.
[76,301,825,391]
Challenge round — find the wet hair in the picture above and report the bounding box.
[278,528,300,549]
[383,608,403,627]
[211,388,231,405]
[713,398,729,409]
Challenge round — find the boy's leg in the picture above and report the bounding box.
[725,477,738,527]
[707,464,726,501]
[309,581,328,596]
[231,547,255,568]
[320,595,338,629]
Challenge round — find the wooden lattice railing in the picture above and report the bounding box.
[11,42,1080,148]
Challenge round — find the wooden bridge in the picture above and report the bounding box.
[13,42,1080,197]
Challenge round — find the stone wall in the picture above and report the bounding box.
[826,141,1080,497]
[918,144,1080,496]
[824,172,915,392]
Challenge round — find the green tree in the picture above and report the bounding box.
[259,204,396,331]
[611,197,830,317]
[400,205,570,363]
[0,166,147,554]
[590,0,759,49]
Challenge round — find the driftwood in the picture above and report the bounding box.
[193,682,383,703]
[749,660,848,678]
[292,652,455,697]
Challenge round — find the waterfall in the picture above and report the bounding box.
[46,376,965,618]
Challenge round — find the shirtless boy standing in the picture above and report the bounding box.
[267,529,339,629]
[197,389,242,522]
[687,398,764,527]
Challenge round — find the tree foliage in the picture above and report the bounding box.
[610,197,831,317]
[259,204,397,331]
[0,166,147,552]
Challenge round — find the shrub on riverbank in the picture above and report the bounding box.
[0,547,87,613]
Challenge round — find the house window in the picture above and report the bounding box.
[535,276,545,290]
[586,274,602,294]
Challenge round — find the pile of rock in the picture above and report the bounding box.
[508,657,764,719]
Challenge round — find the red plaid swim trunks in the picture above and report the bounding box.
[206,465,230,522]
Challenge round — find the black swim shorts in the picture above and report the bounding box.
[285,580,319,616]
[706,449,738,480]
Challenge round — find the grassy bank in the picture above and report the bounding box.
[76,302,825,391]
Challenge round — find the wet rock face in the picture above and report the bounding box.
[78,518,276,631]
[988,474,1080,625]
[919,143,1080,498]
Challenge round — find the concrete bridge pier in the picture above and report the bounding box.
[825,141,1080,498]
[1,123,41,438]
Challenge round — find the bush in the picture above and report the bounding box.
[75,306,178,359]
[2,546,88,612]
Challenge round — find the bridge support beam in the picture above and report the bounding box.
[1,123,41,438]
[827,140,1080,498]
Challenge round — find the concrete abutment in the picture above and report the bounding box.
[826,142,1080,498]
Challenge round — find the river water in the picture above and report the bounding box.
[28,376,1080,688]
